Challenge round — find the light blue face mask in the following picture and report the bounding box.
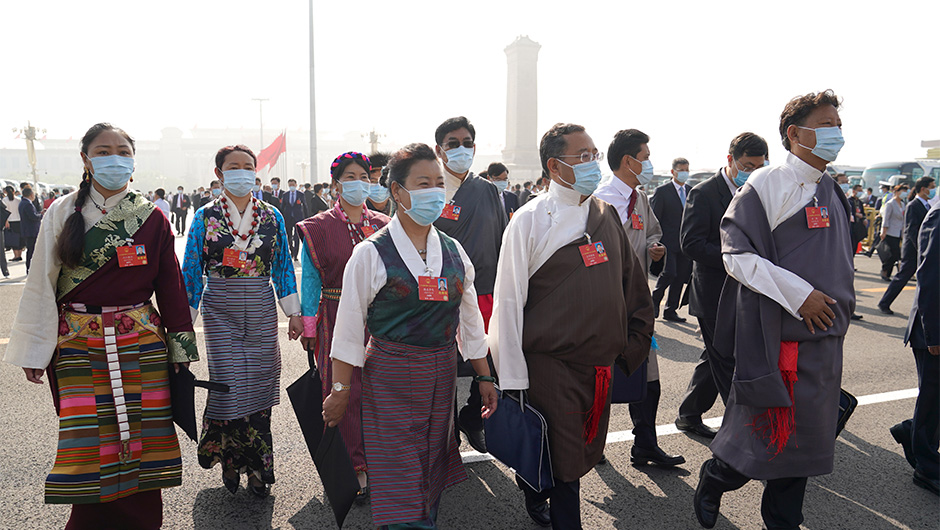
[369,183,390,203]
[89,155,135,191]
[340,179,371,205]
[675,171,690,184]
[839,183,851,194]
[629,158,655,186]
[222,169,256,197]
[252,185,261,192]
[443,146,474,174]
[798,126,845,162]
[929,188,937,200]
[732,161,751,187]
[492,180,509,192]
[402,187,446,226]
[557,159,602,196]
[211,188,222,197]
[289,186,297,192]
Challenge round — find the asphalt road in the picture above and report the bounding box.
[0,240,935,530]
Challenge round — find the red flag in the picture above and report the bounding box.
[256,132,287,173]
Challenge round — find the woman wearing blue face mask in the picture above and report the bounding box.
[4,123,199,528]
[181,144,303,497]
[321,143,496,528]
[295,151,391,501]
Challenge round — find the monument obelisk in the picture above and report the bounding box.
[502,36,542,183]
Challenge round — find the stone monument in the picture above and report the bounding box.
[502,36,542,183]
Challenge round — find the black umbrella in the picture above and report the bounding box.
[287,368,359,529]
[168,365,229,442]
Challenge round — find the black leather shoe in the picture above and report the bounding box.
[596,453,608,466]
[890,422,916,469]
[631,445,685,467]
[913,470,939,496]
[850,313,863,321]
[663,313,687,323]
[516,476,551,527]
[878,304,894,315]
[676,417,718,439]
[222,471,239,494]
[248,480,270,498]
[459,424,487,453]
[694,461,720,528]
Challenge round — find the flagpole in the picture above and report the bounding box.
[309,0,319,184]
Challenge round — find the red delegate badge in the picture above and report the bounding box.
[361,224,377,238]
[805,206,830,229]
[440,204,461,221]
[117,245,148,267]
[418,276,449,302]
[579,240,609,267]
[222,247,249,269]
[631,213,644,230]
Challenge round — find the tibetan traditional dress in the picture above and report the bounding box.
[5,188,198,529]
[182,196,299,485]
[296,200,390,472]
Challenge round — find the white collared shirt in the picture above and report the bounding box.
[329,215,486,367]
[488,181,591,390]
[594,176,634,223]
[444,171,465,203]
[721,152,823,319]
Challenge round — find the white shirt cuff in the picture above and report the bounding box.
[279,293,301,316]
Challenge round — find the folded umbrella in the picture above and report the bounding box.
[287,368,359,529]
[168,365,229,442]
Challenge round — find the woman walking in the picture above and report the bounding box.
[297,151,391,500]
[3,185,24,262]
[182,145,303,497]
[322,143,497,528]
[4,123,198,529]
[879,184,907,281]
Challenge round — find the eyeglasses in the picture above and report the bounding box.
[444,140,474,150]
[557,151,605,164]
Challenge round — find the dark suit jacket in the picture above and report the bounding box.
[680,172,733,320]
[501,190,519,219]
[650,180,692,255]
[190,192,201,209]
[280,190,308,224]
[900,198,929,263]
[905,202,939,349]
[309,195,329,217]
[171,193,191,213]
[519,189,532,204]
[18,198,41,238]
[0,201,9,226]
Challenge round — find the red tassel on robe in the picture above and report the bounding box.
[583,366,611,445]
[751,341,799,458]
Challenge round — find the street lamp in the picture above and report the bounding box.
[252,98,269,151]
[13,122,46,184]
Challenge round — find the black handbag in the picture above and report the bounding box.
[483,388,554,492]
[611,358,648,404]
[836,388,858,438]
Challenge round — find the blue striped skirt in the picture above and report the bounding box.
[202,276,280,420]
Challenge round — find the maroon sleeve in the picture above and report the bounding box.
[152,211,194,333]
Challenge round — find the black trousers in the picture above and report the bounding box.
[911,347,940,479]
[880,250,917,308]
[651,252,690,316]
[520,476,582,529]
[678,316,727,421]
[286,222,301,259]
[878,235,901,276]
[175,208,188,235]
[702,458,807,530]
[23,235,36,273]
[628,379,661,449]
[0,228,8,276]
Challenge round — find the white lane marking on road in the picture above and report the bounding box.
[816,485,908,527]
[460,387,919,464]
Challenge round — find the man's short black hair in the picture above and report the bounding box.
[524,181,532,188]
[729,132,769,160]
[487,162,508,176]
[434,116,476,146]
[270,177,281,184]
[913,176,935,194]
[369,151,392,169]
[607,129,649,171]
[314,183,323,192]
[672,157,689,170]
[540,123,586,178]
[778,89,841,151]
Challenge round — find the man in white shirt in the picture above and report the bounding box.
[490,123,653,529]
[595,129,683,469]
[695,90,855,530]
[153,188,172,233]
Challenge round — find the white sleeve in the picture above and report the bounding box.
[329,242,385,367]
[722,253,815,320]
[487,215,531,390]
[454,242,487,361]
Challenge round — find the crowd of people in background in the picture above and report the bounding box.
[2,88,938,530]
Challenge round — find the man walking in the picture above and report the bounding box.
[171,185,191,236]
[650,157,693,321]
[878,176,936,314]
[280,178,308,260]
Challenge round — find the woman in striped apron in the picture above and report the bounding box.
[4,123,199,529]
[182,145,303,497]
[322,143,498,528]
[296,151,391,500]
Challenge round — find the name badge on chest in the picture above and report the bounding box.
[116,244,148,267]
[440,204,460,221]
[222,247,249,269]
[419,276,449,302]
[631,213,644,230]
[805,205,830,229]
[360,224,378,238]
[578,233,609,267]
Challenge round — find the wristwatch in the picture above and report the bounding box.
[332,382,351,392]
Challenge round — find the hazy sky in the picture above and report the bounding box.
[4,0,939,173]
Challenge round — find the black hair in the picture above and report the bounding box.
[380,166,390,187]
[19,181,29,190]
[57,123,136,268]
[913,176,935,195]
[728,132,769,160]
[434,116,476,146]
[368,151,392,169]
[22,187,34,199]
[314,183,323,192]
[607,129,649,171]
[779,90,841,151]
[540,123,586,178]
[524,181,532,188]
[487,162,509,177]
[209,179,221,188]
[330,153,372,181]
[672,158,689,170]
[478,171,488,178]
[155,188,166,199]
[270,177,281,184]
[866,188,873,193]
[4,186,13,201]
[388,143,438,188]
[214,144,257,170]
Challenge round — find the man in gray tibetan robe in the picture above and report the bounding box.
[694,90,855,530]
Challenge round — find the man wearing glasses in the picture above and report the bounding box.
[490,123,653,528]
[432,116,508,455]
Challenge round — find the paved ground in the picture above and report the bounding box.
[0,239,936,529]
